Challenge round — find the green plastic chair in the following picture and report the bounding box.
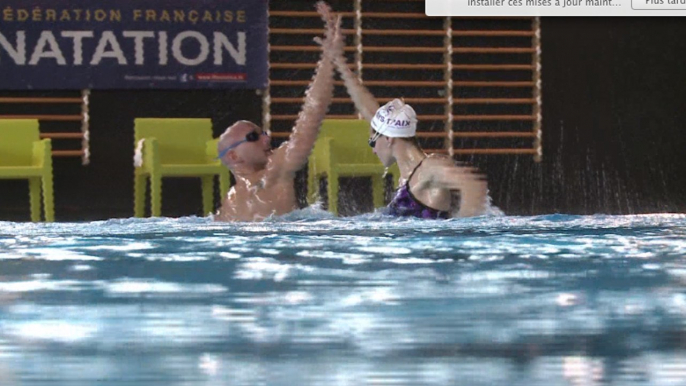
[307,119,400,215]
[0,119,54,222]
[133,118,231,217]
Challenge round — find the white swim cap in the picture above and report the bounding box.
[370,99,417,138]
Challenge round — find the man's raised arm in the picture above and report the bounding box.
[270,3,340,177]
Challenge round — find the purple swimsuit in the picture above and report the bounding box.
[387,159,451,219]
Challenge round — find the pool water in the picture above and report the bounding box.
[1,212,685,385]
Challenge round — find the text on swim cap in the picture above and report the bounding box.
[374,111,410,127]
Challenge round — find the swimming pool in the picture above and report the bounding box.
[1,212,685,385]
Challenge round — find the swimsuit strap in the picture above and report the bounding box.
[406,157,427,186]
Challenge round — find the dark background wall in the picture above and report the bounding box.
[484,17,686,215]
[2,17,686,221]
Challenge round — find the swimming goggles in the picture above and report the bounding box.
[368,130,383,148]
[217,131,270,159]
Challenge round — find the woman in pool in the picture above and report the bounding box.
[327,37,488,219]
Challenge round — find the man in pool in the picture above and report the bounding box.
[214,2,341,222]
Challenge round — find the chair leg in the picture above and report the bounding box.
[307,162,320,205]
[42,173,54,222]
[371,174,385,209]
[134,172,147,218]
[150,174,162,217]
[326,173,339,216]
[307,174,318,206]
[201,176,213,216]
[29,178,41,222]
[219,171,230,200]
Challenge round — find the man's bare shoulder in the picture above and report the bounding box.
[265,141,295,181]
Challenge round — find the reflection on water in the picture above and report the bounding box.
[0,213,685,385]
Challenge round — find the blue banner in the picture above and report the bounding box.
[0,0,268,89]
